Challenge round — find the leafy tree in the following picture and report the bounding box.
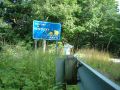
[0,0,120,56]
[0,0,33,44]
[71,0,120,55]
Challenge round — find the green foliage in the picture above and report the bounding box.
[0,45,78,89]
[0,0,33,44]
[0,0,120,56]
[0,46,56,90]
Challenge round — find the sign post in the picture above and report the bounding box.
[34,40,37,50]
[43,39,46,53]
[56,41,58,54]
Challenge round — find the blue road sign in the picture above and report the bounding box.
[33,20,61,40]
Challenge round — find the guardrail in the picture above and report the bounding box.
[78,60,120,90]
[56,55,120,90]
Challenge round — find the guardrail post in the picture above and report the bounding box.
[64,55,78,85]
[56,58,66,90]
[56,56,79,90]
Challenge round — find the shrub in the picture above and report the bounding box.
[0,47,56,90]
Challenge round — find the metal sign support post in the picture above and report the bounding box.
[43,39,46,53]
[34,39,37,50]
[56,41,58,55]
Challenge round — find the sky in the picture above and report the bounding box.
[116,0,120,11]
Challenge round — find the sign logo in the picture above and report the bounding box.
[33,20,61,40]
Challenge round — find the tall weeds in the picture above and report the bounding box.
[77,48,120,85]
[0,45,56,90]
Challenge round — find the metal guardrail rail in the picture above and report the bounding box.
[56,56,120,90]
[77,60,120,90]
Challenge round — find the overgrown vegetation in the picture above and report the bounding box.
[0,45,56,90]
[0,45,79,90]
[0,0,120,89]
[0,0,120,56]
[77,49,120,85]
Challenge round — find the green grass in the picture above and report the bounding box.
[77,48,120,85]
[1,45,119,89]
[0,45,57,90]
[67,85,79,90]
[0,45,79,90]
